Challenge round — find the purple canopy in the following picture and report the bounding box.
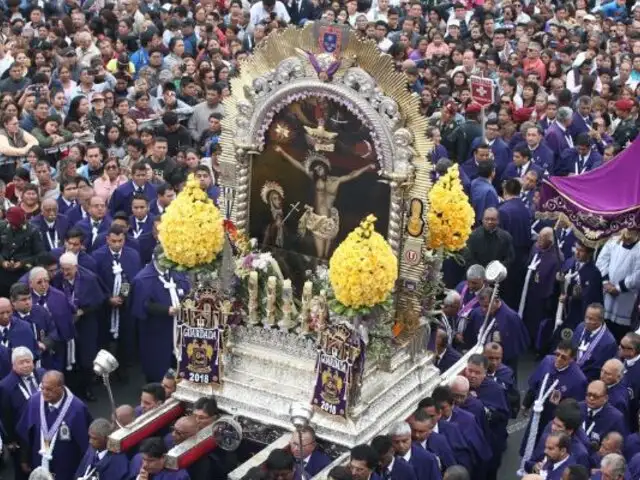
[538,138,640,246]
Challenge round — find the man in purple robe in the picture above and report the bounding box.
[92,212,141,253]
[30,199,70,252]
[57,179,77,217]
[558,242,604,333]
[51,228,98,273]
[129,194,156,239]
[530,432,577,479]
[498,178,533,309]
[65,186,92,228]
[545,107,575,168]
[432,385,492,470]
[516,125,556,175]
[133,437,189,480]
[288,426,331,478]
[450,375,489,438]
[521,340,588,450]
[454,265,485,350]
[465,287,529,374]
[75,196,113,253]
[600,359,630,422]
[520,227,562,351]
[523,401,591,472]
[371,435,417,480]
[555,222,576,264]
[29,267,76,373]
[138,216,160,266]
[10,283,59,370]
[579,380,627,450]
[619,332,640,428]
[557,133,602,176]
[484,343,519,417]
[410,409,456,472]
[468,119,512,181]
[92,225,142,368]
[109,162,158,216]
[54,253,108,401]
[16,370,92,480]
[572,303,618,382]
[418,397,474,472]
[74,418,129,480]
[0,297,38,361]
[0,347,46,480]
[465,354,510,480]
[434,328,462,373]
[131,248,190,382]
[388,420,442,480]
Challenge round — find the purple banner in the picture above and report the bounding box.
[538,138,640,246]
[179,325,222,385]
[311,324,365,418]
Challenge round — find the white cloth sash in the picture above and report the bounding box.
[45,229,59,250]
[518,253,541,317]
[111,260,123,339]
[158,274,181,360]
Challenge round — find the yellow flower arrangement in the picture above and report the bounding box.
[427,165,474,251]
[158,174,225,268]
[329,215,398,311]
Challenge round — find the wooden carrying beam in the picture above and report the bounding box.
[108,398,186,453]
[165,424,218,470]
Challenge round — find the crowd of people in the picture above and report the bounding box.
[0,0,636,478]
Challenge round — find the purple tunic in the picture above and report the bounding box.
[0,368,46,443]
[571,323,618,381]
[466,302,530,363]
[560,259,604,331]
[30,214,70,252]
[109,181,157,217]
[13,306,60,369]
[50,248,97,273]
[92,245,142,349]
[74,446,130,480]
[522,245,561,343]
[524,422,590,472]
[445,406,492,464]
[74,216,113,252]
[473,377,510,454]
[16,391,92,480]
[578,401,628,448]
[52,269,108,368]
[131,264,190,382]
[31,287,76,342]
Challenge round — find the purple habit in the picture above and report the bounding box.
[571,323,618,381]
[31,287,76,342]
[74,445,130,480]
[2,317,39,361]
[50,248,97,273]
[52,268,109,369]
[522,245,561,343]
[0,368,46,443]
[524,422,590,472]
[472,377,510,454]
[466,302,530,364]
[30,214,70,252]
[520,355,587,454]
[447,406,493,464]
[560,258,604,331]
[109,180,157,216]
[13,305,60,369]
[578,401,628,448]
[130,264,190,382]
[16,390,92,480]
[92,245,143,350]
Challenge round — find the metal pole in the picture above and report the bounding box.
[296,428,306,479]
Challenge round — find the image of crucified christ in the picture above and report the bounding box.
[273,145,376,259]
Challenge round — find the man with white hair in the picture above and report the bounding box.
[601,453,627,480]
[600,358,630,421]
[55,253,108,401]
[388,421,441,480]
[74,418,129,480]
[454,265,485,346]
[28,267,76,374]
[0,347,45,480]
[520,226,561,352]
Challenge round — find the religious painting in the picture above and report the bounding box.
[249,95,390,289]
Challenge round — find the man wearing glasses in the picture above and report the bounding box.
[521,341,587,448]
[578,380,627,450]
[289,426,331,478]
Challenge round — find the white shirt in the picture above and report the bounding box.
[403,448,412,462]
[387,457,395,474]
[97,449,108,461]
[49,395,65,410]
[249,1,290,25]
